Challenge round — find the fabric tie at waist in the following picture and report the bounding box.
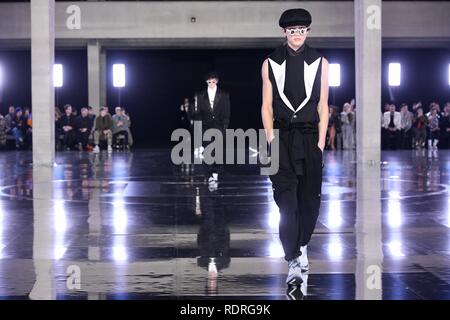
[274,119,319,175]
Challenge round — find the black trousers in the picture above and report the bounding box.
[62,130,76,149]
[113,131,129,146]
[202,126,225,177]
[270,122,323,262]
[400,129,413,149]
[77,130,91,148]
[382,128,401,150]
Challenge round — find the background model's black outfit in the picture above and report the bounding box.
[196,89,231,176]
[267,43,324,261]
[197,88,230,133]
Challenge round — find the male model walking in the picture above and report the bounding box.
[196,71,231,184]
[261,8,329,286]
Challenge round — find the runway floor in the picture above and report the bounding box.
[0,148,449,299]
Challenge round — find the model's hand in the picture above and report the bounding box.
[318,141,325,152]
[266,129,274,144]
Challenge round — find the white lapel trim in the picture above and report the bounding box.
[268,58,295,113]
[269,56,322,114]
[296,57,321,113]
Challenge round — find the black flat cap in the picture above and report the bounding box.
[279,8,312,28]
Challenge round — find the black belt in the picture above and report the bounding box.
[274,119,319,175]
[274,119,318,133]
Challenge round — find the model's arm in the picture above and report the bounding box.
[317,58,330,151]
[195,93,203,120]
[261,59,274,143]
[223,93,231,129]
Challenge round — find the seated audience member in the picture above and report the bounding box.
[112,107,130,148]
[0,113,6,148]
[11,107,29,149]
[57,104,77,150]
[440,103,450,149]
[400,103,413,149]
[24,107,32,148]
[75,107,93,151]
[87,106,96,127]
[428,107,440,149]
[382,104,401,150]
[121,108,134,147]
[4,105,16,135]
[93,106,113,154]
[412,107,428,149]
[55,106,62,122]
[327,105,341,150]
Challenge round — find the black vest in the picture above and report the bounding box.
[267,43,323,125]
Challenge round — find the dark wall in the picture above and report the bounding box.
[0,50,31,112]
[1,47,449,147]
[54,50,88,111]
[322,48,356,108]
[0,49,87,115]
[382,49,450,110]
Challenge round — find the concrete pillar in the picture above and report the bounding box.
[354,0,383,300]
[31,0,55,166]
[88,40,106,115]
[355,0,382,164]
[100,49,107,109]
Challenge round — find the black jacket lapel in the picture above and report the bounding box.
[212,90,222,111]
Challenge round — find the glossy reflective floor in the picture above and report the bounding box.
[0,149,449,299]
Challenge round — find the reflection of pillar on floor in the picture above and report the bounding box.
[355,164,383,300]
[88,189,101,261]
[31,0,55,166]
[87,156,102,300]
[29,166,55,300]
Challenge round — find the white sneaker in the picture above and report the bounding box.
[299,246,309,271]
[107,145,113,153]
[93,145,100,153]
[286,257,302,286]
[208,173,218,183]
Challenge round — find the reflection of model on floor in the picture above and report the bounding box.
[286,272,309,300]
[194,183,230,296]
